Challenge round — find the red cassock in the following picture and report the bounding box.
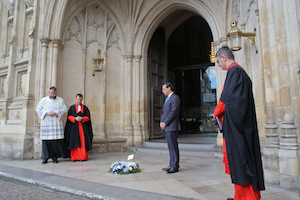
[214,63,261,200]
[67,104,89,161]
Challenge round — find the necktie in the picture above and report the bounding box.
[164,96,169,106]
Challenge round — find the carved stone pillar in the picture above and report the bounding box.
[34,38,49,158]
[272,0,298,189]
[258,0,280,184]
[278,121,298,189]
[51,39,60,87]
[133,55,142,146]
[125,54,133,146]
[39,38,49,99]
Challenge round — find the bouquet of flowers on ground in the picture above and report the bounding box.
[109,161,141,175]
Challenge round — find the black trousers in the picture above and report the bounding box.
[165,131,180,169]
[42,139,69,160]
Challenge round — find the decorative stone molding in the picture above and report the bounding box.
[25,0,34,15]
[24,0,34,9]
[107,26,121,50]
[232,0,241,20]
[63,4,122,52]
[134,55,142,62]
[8,34,15,46]
[5,0,15,16]
[279,121,298,150]
[125,54,134,61]
[255,9,259,17]
[26,7,33,16]
[7,16,14,26]
[118,0,144,22]
[16,71,27,97]
[39,38,50,99]
[52,39,61,47]
[0,75,7,98]
[265,122,279,148]
[40,38,50,46]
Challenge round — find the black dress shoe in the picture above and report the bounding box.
[162,167,171,171]
[52,159,59,163]
[227,198,234,200]
[167,168,179,173]
[41,159,48,164]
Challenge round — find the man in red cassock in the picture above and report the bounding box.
[64,94,93,161]
[214,46,265,200]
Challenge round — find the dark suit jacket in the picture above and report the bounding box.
[160,93,181,132]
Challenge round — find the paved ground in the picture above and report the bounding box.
[0,176,92,200]
[0,152,299,200]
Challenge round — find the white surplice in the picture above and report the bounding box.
[36,96,67,140]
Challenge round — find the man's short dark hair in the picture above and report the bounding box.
[76,93,83,98]
[163,82,174,91]
[216,46,235,60]
[49,86,57,91]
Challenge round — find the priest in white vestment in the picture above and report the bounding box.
[36,86,69,164]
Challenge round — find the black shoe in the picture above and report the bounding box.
[41,159,48,164]
[162,167,171,171]
[167,168,179,173]
[52,158,58,163]
[227,198,234,200]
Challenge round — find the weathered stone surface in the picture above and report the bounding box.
[0,0,299,192]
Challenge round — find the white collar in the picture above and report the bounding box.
[168,92,174,98]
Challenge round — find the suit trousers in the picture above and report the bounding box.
[165,131,179,169]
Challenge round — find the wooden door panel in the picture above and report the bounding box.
[148,28,165,140]
[151,87,164,139]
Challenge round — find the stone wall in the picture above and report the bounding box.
[0,0,299,191]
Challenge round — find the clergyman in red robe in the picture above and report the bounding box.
[64,94,93,161]
[214,46,265,200]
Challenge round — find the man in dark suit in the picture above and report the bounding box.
[160,82,181,174]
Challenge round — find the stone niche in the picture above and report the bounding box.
[58,3,124,149]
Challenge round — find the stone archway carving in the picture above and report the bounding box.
[57,3,124,140]
[131,0,224,141]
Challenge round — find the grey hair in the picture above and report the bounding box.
[216,46,235,60]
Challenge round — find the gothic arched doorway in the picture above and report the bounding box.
[148,11,217,140]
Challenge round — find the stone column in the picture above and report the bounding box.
[51,39,60,87]
[273,0,298,189]
[258,0,280,184]
[214,38,227,149]
[39,38,49,99]
[34,38,49,158]
[125,54,133,147]
[133,55,142,146]
[284,0,300,192]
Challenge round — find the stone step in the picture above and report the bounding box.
[132,141,222,159]
[143,141,216,151]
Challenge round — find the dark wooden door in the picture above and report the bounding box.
[148,27,165,139]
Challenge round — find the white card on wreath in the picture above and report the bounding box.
[127,154,134,160]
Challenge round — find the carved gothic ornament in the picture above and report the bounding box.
[63,4,122,51]
[0,75,7,98]
[232,0,241,20]
[118,0,144,22]
[24,0,34,9]
[5,0,15,16]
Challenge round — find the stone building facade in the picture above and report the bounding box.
[0,0,299,191]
